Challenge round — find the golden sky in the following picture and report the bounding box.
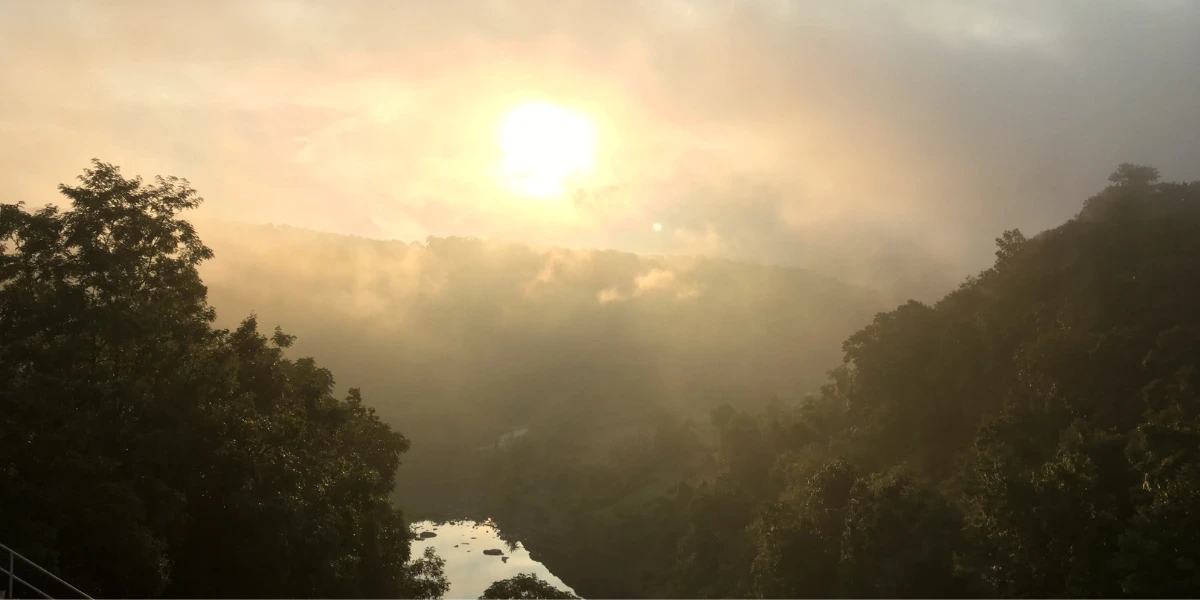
[3,0,1198,283]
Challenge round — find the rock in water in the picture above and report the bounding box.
[483,549,504,556]
[418,531,438,539]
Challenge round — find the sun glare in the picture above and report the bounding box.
[497,102,596,199]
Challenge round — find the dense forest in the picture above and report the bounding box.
[0,163,448,598]
[4,160,1200,599]
[477,163,1200,598]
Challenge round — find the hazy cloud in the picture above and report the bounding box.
[523,247,597,297]
[597,287,626,305]
[4,0,1198,289]
[598,267,703,304]
[674,225,729,256]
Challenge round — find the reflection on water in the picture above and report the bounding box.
[411,519,575,600]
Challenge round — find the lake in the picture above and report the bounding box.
[411,519,576,599]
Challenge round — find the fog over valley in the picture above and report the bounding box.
[4,1,1200,599]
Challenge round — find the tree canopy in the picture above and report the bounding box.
[0,161,446,598]
[479,573,578,599]
[7,159,1200,599]
[479,164,1200,598]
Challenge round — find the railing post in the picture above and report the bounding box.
[6,547,12,600]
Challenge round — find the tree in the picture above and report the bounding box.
[1115,359,1200,597]
[1108,163,1161,187]
[992,228,1026,270]
[1,161,219,597]
[0,161,443,598]
[479,573,578,599]
[837,470,972,598]
[670,482,757,599]
[675,164,1200,598]
[749,460,858,598]
[399,547,452,599]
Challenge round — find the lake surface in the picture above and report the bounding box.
[411,519,576,599]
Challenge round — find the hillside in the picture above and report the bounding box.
[480,164,1200,598]
[195,223,888,515]
[9,162,1199,598]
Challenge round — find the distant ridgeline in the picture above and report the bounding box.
[196,220,889,518]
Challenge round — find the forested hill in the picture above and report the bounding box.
[488,164,1200,598]
[194,221,888,516]
[6,161,1200,599]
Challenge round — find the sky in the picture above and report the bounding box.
[3,0,1199,286]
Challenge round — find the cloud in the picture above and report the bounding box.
[597,287,626,304]
[523,247,596,297]
[674,225,728,256]
[598,267,702,304]
[633,269,679,294]
[3,0,1199,287]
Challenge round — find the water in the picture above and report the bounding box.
[411,519,575,599]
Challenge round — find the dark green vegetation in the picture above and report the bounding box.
[479,573,579,599]
[0,162,448,598]
[477,164,1200,598]
[5,161,1200,599]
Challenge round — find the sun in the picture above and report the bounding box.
[497,102,596,199]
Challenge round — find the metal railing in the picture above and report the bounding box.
[0,542,92,600]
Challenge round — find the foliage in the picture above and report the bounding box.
[0,161,443,598]
[10,159,1200,599]
[481,164,1200,598]
[398,547,452,599]
[479,573,578,599]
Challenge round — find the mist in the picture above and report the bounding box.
[6,2,1200,599]
[193,220,885,516]
[196,217,884,409]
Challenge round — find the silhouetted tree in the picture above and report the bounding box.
[0,161,444,598]
[480,573,578,599]
[481,163,1200,598]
